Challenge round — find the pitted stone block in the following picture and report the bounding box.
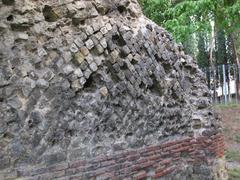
[85,39,94,49]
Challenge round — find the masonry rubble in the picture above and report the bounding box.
[0,0,227,179]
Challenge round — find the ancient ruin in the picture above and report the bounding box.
[0,0,227,179]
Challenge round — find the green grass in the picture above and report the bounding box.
[226,150,240,162]
[228,168,240,180]
[215,103,240,109]
[235,134,240,143]
[223,127,230,133]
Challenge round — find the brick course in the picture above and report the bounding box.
[0,132,225,180]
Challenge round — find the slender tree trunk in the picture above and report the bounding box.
[209,27,216,101]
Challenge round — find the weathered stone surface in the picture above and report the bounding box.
[0,0,225,179]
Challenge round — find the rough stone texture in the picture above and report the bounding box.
[0,0,226,179]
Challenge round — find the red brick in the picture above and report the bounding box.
[109,163,123,171]
[196,136,208,142]
[69,160,86,168]
[186,159,195,163]
[141,151,155,157]
[93,167,109,176]
[171,146,190,153]
[21,176,39,180]
[118,167,132,175]
[89,155,109,163]
[161,141,178,148]
[131,164,141,172]
[146,145,160,152]
[133,170,147,180]
[148,155,161,162]
[96,172,114,179]
[163,144,182,151]
[141,161,154,168]
[187,147,195,152]
[159,158,171,165]
[101,160,115,167]
[127,154,140,161]
[155,166,165,174]
[70,174,84,180]
[116,157,128,163]
[190,139,197,143]
[48,162,68,172]
[136,158,147,165]
[66,166,85,176]
[55,177,70,180]
[153,166,175,178]
[126,150,138,156]
[160,151,171,158]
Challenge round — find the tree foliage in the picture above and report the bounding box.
[140,0,240,42]
[139,0,240,67]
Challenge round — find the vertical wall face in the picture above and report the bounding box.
[0,0,226,179]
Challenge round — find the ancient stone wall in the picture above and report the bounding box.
[0,0,226,179]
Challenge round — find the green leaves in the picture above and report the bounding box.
[139,0,240,42]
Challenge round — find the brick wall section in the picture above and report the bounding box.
[1,133,225,180]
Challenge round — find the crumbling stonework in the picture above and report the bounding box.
[0,0,227,179]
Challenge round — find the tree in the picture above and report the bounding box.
[140,0,240,100]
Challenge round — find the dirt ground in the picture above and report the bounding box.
[215,104,240,179]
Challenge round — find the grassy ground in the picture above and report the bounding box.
[215,104,240,180]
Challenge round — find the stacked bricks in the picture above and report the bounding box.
[0,132,224,180]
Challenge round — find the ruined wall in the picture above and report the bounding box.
[0,0,227,179]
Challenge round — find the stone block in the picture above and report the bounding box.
[44,153,67,166]
[74,38,84,48]
[89,62,98,72]
[74,52,85,65]
[85,26,94,36]
[95,32,103,40]
[16,32,29,40]
[80,60,88,70]
[95,44,104,54]
[79,77,86,86]
[63,64,74,75]
[79,32,88,41]
[85,54,94,65]
[80,46,89,56]
[85,39,94,49]
[7,95,22,109]
[106,23,112,31]
[100,38,107,48]
[36,79,49,88]
[71,80,82,91]
[74,68,83,77]
[70,43,79,53]
[100,27,108,35]
[37,48,47,57]
[110,50,119,63]
[84,68,92,79]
